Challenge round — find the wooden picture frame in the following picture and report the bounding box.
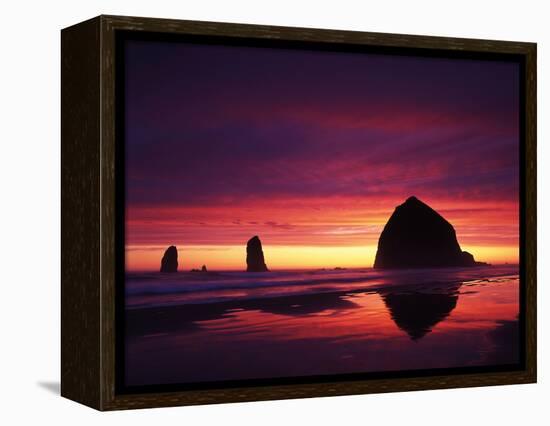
[61,14,536,411]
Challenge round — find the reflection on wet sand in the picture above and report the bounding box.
[379,283,461,340]
[128,281,464,342]
[126,290,360,338]
[125,268,520,386]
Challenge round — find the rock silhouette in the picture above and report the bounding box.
[374,196,482,269]
[160,245,178,272]
[246,236,269,272]
[201,265,207,272]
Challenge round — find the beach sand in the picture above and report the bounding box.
[124,265,520,387]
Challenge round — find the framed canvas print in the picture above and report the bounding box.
[61,15,536,410]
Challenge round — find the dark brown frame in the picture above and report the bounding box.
[61,14,537,411]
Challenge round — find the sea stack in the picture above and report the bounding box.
[160,245,178,272]
[201,265,207,272]
[374,196,481,269]
[246,236,269,272]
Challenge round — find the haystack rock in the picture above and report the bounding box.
[246,236,269,272]
[374,196,483,269]
[201,265,207,272]
[160,245,178,272]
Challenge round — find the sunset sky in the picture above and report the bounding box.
[124,39,520,271]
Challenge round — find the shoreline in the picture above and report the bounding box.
[126,269,519,313]
[126,263,520,275]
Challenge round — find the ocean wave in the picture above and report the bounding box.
[125,265,519,308]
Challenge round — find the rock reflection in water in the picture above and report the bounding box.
[379,283,461,340]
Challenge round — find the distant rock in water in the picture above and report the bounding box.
[201,265,207,272]
[246,236,269,272]
[160,246,178,272]
[374,196,484,269]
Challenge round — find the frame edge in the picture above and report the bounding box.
[61,16,103,410]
